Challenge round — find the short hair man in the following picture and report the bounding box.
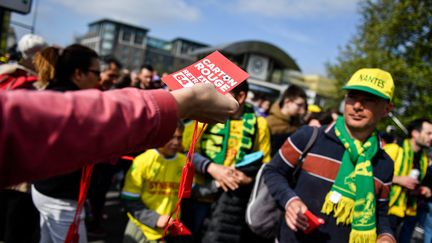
[266,84,307,155]
[264,68,396,243]
[99,58,122,90]
[385,118,432,242]
[137,64,154,89]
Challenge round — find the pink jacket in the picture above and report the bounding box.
[0,88,178,188]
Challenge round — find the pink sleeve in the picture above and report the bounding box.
[0,88,179,188]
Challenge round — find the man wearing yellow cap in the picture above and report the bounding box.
[263,68,396,243]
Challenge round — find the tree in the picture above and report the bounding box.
[327,0,432,129]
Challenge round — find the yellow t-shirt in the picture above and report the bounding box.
[122,149,185,240]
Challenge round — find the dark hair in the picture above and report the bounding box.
[279,85,307,108]
[140,64,154,72]
[306,111,333,126]
[230,80,249,96]
[380,131,396,144]
[54,44,99,83]
[112,72,132,89]
[105,56,122,69]
[407,118,432,138]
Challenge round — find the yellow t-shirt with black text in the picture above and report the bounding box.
[122,149,185,240]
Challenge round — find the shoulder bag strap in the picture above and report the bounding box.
[292,126,319,186]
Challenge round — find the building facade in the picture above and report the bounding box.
[78,19,208,73]
[78,19,149,71]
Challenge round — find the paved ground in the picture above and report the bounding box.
[88,191,128,243]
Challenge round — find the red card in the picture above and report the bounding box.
[303,210,325,234]
[162,51,249,94]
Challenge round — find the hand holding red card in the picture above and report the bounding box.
[162,51,249,94]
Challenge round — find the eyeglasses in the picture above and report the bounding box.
[293,102,306,109]
[87,69,101,77]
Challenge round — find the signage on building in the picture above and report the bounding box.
[162,51,249,94]
[0,0,32,14]
[247,54,269,81]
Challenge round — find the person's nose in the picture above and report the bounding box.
[352,99,364,110]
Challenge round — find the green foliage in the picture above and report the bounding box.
[327,0,432,129]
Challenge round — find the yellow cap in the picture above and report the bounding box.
[343,68,394,100]
[308,104,321,113]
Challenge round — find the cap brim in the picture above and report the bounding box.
[343,85,390,100]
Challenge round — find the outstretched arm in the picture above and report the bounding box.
[0,84,238,188]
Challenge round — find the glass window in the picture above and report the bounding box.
[134,51,141,59]
[134,32,145,45]
[103,32,114,40]
[271,69,282,84]
[102,41,113,50]
[122,46,129,55]
[103,23,115,31]
[121,29,132,42]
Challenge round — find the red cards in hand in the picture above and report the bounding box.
[162,51,249,94]
[303,210,325,234]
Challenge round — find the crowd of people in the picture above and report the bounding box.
[0,33,431,243]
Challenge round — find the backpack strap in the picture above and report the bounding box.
[291,126,319,186]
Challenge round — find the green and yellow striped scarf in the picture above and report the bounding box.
[321,116,378,243]
[387,139,428,217]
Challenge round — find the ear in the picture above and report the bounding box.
[411,129,419,139]
[282,98,291,107]
[72,69,86,88]
[72,69,85,82]
[236,91,247,105]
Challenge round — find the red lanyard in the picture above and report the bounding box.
[65,164,94,243]
[163,121,207,238]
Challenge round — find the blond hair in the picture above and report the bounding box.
[32,47,60,90]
